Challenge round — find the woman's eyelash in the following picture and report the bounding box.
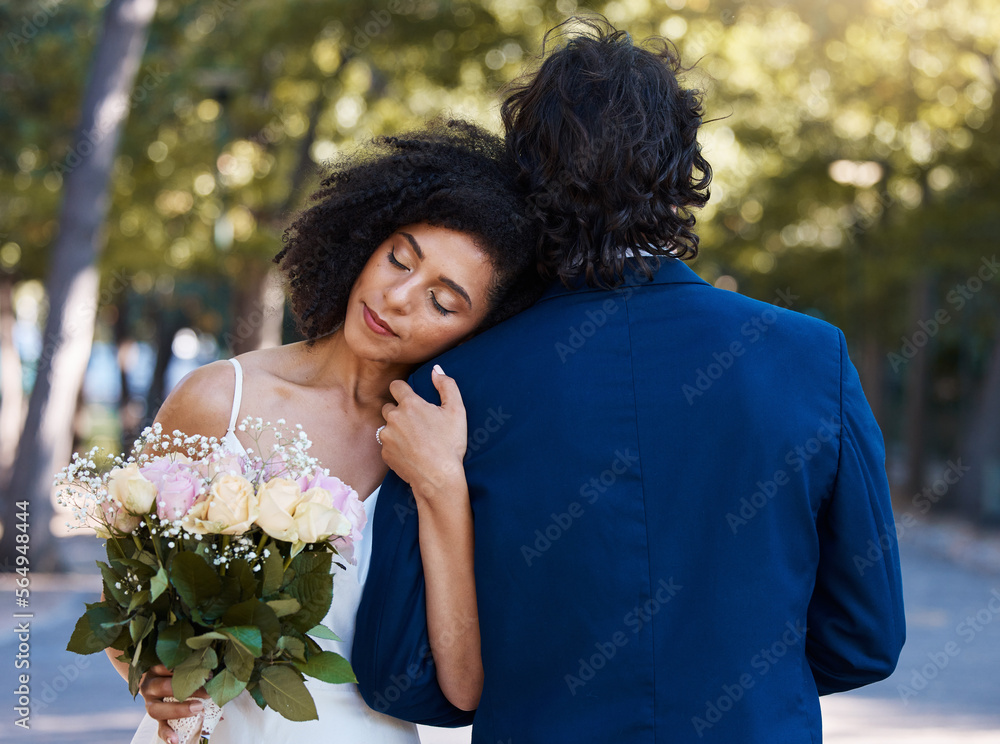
[388,248,451,315]
[430,292,453,316]
[388,249,408,269]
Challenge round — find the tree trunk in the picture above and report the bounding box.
[956,336,1000,520]
[143,307,184,430]
[859,327,885,429]
[0,0,158,572]
[114,290,140,454]
[227,264,285,355]
[902,273,934,499]
[225,91,325,357]
[0,274,23,486]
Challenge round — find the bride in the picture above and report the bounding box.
[109,121,542,744]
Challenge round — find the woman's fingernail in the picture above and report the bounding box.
[189,701,204,713]
[433,364,444,375]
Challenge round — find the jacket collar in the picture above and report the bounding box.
[537,256,710,303]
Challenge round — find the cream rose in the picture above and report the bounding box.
[107,463,157,515]
[255,478,304,541]
[185,474,259,535]
[293,488,352,543]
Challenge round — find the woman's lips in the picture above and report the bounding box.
[363,304,396,336]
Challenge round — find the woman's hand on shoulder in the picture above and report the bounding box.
[138,665,209,744]
[153,360,238,441]
[380,365,467,503]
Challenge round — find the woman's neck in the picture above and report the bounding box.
[293,331,414,411]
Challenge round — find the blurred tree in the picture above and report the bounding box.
[1,0,159,570]
[0,273,20,480]
[1,0,998,555]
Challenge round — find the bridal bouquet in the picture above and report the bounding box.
[60,418,366,744]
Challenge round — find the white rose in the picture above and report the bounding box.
[184,474,259,535]
[255,478,304,542]
[293,488,352,543]
[107,463,157,515]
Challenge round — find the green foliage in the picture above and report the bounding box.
[205,667,248,707]
[69,524,351,719]
[8,0,1000,467]
[67,602,126,655]
[172,645,218,701]
[294,650,357,685]
[259,665,318,721]
[155,619,195,668]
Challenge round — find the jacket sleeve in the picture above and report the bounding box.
[351,373,476,727]
[806,330,906,695]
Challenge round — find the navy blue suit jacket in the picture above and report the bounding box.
[353,258,905,742]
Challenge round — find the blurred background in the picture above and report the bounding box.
[0,0,998,741]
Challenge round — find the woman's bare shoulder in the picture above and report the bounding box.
[153,360,238,439]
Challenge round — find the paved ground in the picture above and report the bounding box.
[2,516,998,743]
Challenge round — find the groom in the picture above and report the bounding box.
[353,19,904,742]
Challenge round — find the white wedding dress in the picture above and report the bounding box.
[129,359,419,744]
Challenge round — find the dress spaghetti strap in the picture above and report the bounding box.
[227,358,244,435]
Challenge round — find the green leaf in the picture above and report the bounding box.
[99,562,128,606]
[226,558,258,603]
[169,552,222,611]
[220,626,263,656]
[113,557,156,577]
[67,603,124,655]
[303,634,323,655]
[156,620,194,668]
[172,647,218,702]
[306,624,341,642]
[187,632,228,649]
[107,538,128,562]
[129,614,155,645]
[293,651,356,685]
[261,550,283,596]
[224,639,254,682]
[67,615,104,655]
[205,667,247,708]
[259,665,318,721]
[127,589,151,614]
[289,551,332,577]
[266,598,301,617]
[248,682,266,709]
[277,636,306,661]
[285,573,333,633]
[150,567,169,602]
[128,656,144,698]
[200,573,242,622]
[222,600,281,654]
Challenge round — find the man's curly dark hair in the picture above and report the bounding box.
[274,120,544,343]
[500,17,713,288]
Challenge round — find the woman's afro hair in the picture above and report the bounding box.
[274,119,544,343]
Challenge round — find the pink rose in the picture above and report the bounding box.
[298,470,366,563]
[97,499,141,536]
[193,450,247,481]
[261,452,292,480]
[85,479,140,537]
[140,455,204,521]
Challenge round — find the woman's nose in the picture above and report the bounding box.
[383,278,414,314]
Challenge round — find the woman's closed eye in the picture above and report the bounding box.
[390,247,454,315]
[430,292,454,316]
[388,248,409,270]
